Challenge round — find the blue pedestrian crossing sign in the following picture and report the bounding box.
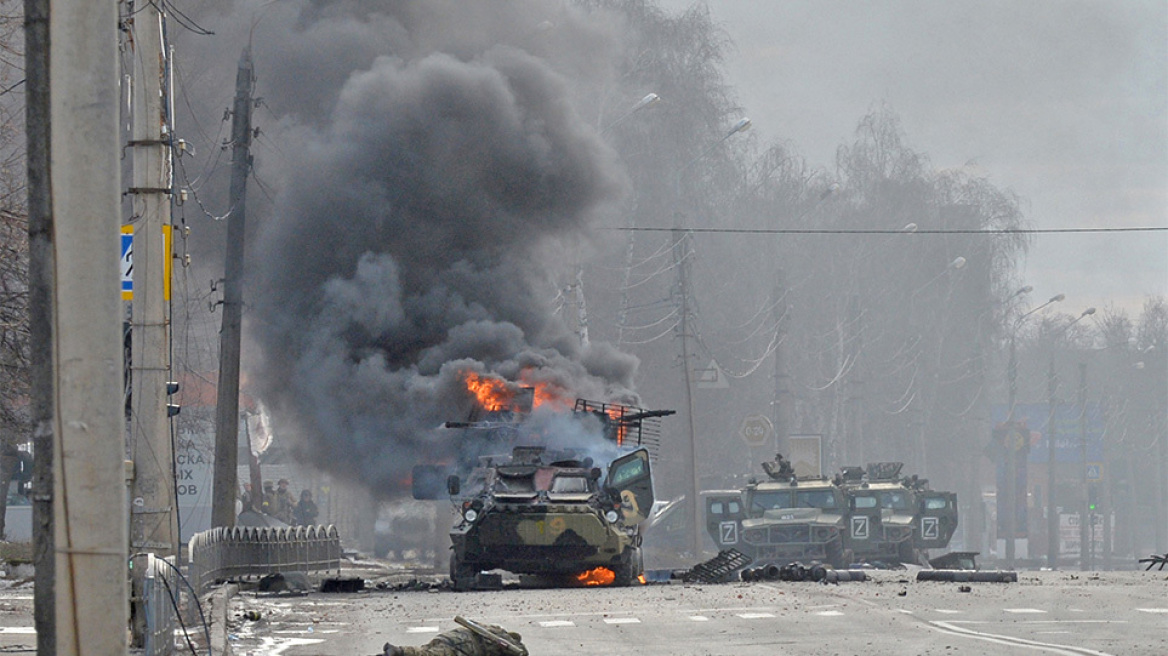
[1086,463,1103,482]
[121,225,133,300]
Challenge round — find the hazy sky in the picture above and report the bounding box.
[659,0,1167,317]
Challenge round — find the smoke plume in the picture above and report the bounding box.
[239,1,640,495]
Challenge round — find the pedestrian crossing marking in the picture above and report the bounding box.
[816,610,845,617]
[1004,608,1047,614]
[603,617,641,624]
[689,616,710,622]
[406,627,439,633]
[934,609,963,614]
[1136,608,1168,614]
[538,620,575,628]
[736,612,776,619]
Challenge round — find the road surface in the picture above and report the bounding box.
[222,569,1167,656]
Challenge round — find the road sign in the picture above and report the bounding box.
[121,225,133,300]
[739,415,773,447]
[695,359,729,389]
[1086,462,1103,482]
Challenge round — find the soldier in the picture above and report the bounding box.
[761,453,795,480]
[261,480,276,516]
[380,617,527,656]
[274,478,296,523]
[293,488,318,526]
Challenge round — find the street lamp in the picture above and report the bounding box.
[1003,292,1064,568]
[674,118,751,558]
[1043,306,1094,569]
[601,92,661,136]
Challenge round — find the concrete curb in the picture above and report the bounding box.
[206,583,238,656]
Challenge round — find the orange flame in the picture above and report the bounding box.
[636,574,647,585]
[606,407,628,446]
[464,372,514,411]
[575,567,616,586]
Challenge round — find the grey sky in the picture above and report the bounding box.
[660,0,1167,316]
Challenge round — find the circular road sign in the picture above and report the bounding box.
[739,415,774,447]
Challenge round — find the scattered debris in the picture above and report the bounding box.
[928,551,979,571]
[917,570,1017,583]
[1139,553,1168,571]
[257,572,311,594]
[740,561,866,583]
[958,585,972,593]
[320,577,365,593]
[681,549,753,584]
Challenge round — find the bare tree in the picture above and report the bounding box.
[0,0,27,540]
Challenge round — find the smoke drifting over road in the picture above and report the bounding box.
[237,1,639,495]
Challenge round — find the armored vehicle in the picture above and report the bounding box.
[704,457,958,569]
[704,457,851,568]
[446,445,653,590]
[838,463,958,564]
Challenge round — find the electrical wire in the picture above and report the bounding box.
[617,225,1168,235]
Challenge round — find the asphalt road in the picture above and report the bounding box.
[223,569,1168,656]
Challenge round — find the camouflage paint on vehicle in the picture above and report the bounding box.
[448,446,652,590]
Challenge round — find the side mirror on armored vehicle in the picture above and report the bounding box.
[411,465,449,500]
[447,475,461,497]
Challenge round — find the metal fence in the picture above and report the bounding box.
[136,553,180,656]
[188,525,343,594]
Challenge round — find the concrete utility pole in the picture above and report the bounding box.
[212,50,255,528]
[672,228,701,557]
[1078,362,1089,570]
[771,269,789,456]
[128,2,178,559]
[27,0,128,651]
[1046,356,1059,568]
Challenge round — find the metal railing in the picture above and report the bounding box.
[136,553,180,656]
[188,524,342,594]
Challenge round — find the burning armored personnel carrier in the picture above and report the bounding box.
[413,377,673,590]
[446,443,653,590]
[704,457,957,568]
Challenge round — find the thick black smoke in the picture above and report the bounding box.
[241,2,640,495]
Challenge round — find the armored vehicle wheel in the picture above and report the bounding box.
[613,546,643,586]
[449,553,479,591]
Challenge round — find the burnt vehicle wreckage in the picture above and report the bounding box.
[703,456,959,571]
[413,387,674,590]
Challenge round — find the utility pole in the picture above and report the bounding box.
[1047,356,1059,568]
[1078,362,1089,570]
[28,0,128,650]
[128,1,178,560]
[1005,334,1019,567]
[212,49,254,528]
[847,294,864,466]
[771,269,789,456]
[672,228,701,557]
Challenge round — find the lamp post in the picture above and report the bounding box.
[674,117,750,558]
[601,92,660,136]
[1004,292,1064,568]
[1041,306,1094,569]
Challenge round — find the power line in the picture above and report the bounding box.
[614,226,1167,235]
